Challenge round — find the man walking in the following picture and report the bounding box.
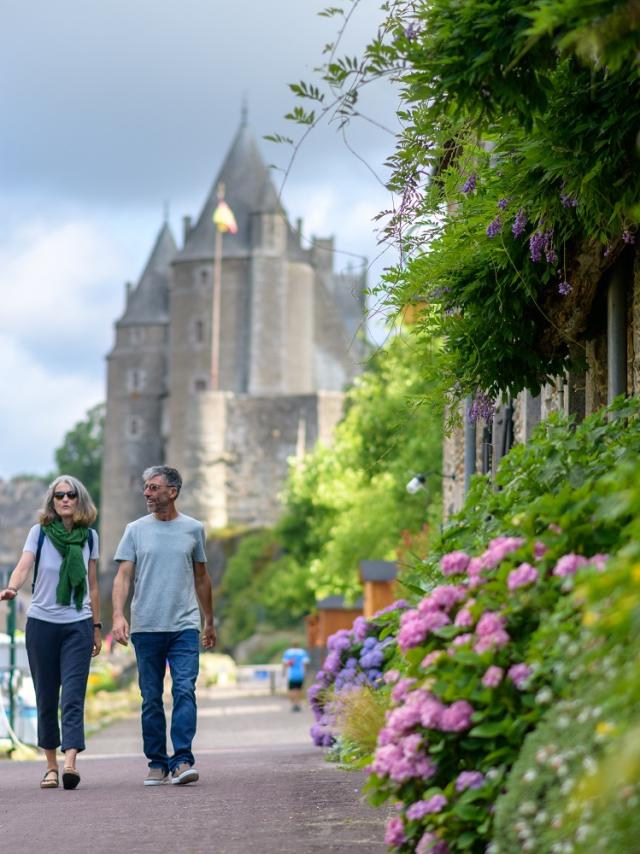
[112,466,215,786]
[282,645,310,712]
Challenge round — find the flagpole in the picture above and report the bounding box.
[211,183,224,390]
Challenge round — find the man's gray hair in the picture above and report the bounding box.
[142,466,183,495]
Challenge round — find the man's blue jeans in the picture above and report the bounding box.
[131,629,200,772]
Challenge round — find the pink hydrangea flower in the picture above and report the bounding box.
[391,677,417,703]
[383,669,401,685]
[476,611,505,636]
[474,630,510,654]
[508,562,539,590]
[481,536,526,569]
[429,584,467,611]
[533,541,548,560]
[384,816,406,847]
[398,609,451,652]
[421,651,443,669]
[482,665,504,688]
[507,663,533,689]
[454,607,474,628]
[553,553,588,577]
[456,770,485,791]
[417,833,449,854]
[418,695,446,729]
[451,633,473,647]
[440,700,474,732]
[587,553,609,572]
[406,794,448,820]
[441,550,471,576]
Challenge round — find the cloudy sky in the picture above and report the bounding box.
[0,0,400,479]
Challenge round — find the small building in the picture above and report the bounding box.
[306,595,364,651]
[359,560,398,618]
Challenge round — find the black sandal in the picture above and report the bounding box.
[62,767,80,790]
[40,768,59,789]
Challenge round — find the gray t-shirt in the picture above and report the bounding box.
[114,513,207,633]
[24,524,99,624]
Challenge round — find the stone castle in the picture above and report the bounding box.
[99,116,366,586]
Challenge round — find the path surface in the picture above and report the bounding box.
[0,690,388,853]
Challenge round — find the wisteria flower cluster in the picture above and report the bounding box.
[365,535,610,853]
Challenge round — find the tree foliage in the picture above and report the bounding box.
[277,332,445,600]
[54,402,105,514]
[282,0,640,408]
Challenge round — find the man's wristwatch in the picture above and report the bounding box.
[93,622,103,630]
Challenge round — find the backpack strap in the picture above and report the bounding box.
[31,526,95,593]
[32,526,46,593]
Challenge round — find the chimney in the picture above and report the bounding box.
[182,215,192,246]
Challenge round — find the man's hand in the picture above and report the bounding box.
[112,614,130,646]
[0,588,17,601]
[92,629,102,658]
[202,624,217,649]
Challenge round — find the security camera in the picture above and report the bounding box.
[406,474,426,495]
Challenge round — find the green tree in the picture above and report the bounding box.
[54,402,105,514]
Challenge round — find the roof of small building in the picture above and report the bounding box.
[316,595,364,611]
[119,221,177,326]
[176,119,287,262]
[359,560,398,582]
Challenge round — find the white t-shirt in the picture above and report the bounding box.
[24,524,98,624]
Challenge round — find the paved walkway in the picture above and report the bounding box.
[0,690,388,853]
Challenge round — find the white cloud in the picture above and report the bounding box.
[0,334,102,478]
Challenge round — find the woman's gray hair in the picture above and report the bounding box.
[39,474,98,527]
[142,466,182,495]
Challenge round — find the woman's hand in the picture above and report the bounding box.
[0,587,18,601]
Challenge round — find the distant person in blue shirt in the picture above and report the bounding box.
[282,646,310,712]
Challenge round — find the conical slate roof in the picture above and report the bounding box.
[119,222,177,325]
[176,120,286,261]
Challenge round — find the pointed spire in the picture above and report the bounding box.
[177,111,287,261]
[240,94,249,127]
[119,220,177,325]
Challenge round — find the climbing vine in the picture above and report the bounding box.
[281,0,640,407]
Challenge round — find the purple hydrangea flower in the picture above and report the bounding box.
[384,816,406,847]
[623,230,635,244]
[406,794,448,820]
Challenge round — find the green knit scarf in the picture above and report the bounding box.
[44,520,89,611]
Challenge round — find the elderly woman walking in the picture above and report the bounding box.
[0,475,101,789]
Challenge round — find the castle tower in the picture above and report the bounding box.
[100,115,365,587]
[100,222,176,582]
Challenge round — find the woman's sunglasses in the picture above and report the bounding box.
[53,491,78,500]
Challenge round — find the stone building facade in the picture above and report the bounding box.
[100,118,365,589]
[443,250,638,518]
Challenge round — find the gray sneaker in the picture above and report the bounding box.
[144,767,169,786]
[171,763,199,785]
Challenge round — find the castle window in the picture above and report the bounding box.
[127,416,143,439]
[194,377,208,392]
[193,318,205,345]
[130,328,142,346]
[127,368,146,392]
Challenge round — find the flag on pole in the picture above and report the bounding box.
[212,200,238,234]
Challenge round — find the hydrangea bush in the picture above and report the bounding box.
[309,602,407,749]
[367,536,609,853]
